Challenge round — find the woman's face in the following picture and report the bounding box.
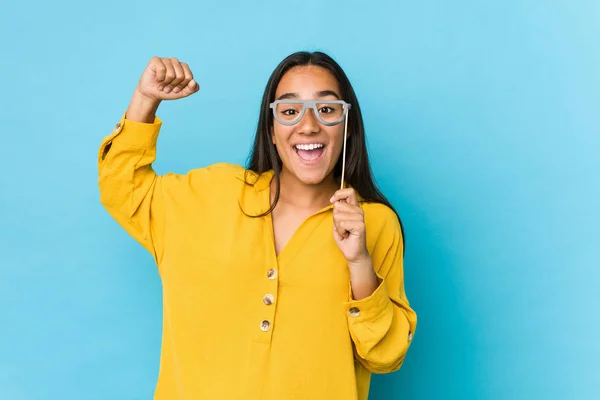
[272,65,345,186]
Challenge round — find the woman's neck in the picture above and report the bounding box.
[272,168,339,211]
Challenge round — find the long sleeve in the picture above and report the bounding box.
[98,113,168,265]
[343,212,417,374]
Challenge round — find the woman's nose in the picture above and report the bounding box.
[297,108,320,133]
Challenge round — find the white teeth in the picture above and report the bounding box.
[295,143,324,151]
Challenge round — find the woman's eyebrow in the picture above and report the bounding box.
[315,90,340,99]
[276,90,341,101]
[277,92,299,100]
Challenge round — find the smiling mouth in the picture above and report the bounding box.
[293,143,326,164]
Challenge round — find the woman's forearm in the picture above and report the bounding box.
[126,88,161,123]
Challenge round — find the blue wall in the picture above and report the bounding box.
[1,1,598,399]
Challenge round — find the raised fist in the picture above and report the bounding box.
[135,56,200,101]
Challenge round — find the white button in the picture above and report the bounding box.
[408,331,413,341]
[114,122,121,131]
[260,320,271,331]
[263,294,274,305]
[348,307,360,317]
[267,269,277,279]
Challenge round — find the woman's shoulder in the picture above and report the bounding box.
[361,201,405,259]
[160,162,247,194]
[361,201,402,237]
[162,162,274,193]
[185,162,247,184]
[190,161,245,175]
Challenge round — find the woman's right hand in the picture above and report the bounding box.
[136,56,200,102]
[126,57,199,123]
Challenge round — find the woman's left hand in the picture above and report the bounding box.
[330,188,370,266]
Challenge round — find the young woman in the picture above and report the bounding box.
[98,51,417,400]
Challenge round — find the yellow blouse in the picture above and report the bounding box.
[97,114,417,400]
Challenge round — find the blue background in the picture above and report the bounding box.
[1,0,598,399]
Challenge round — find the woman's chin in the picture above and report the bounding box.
[281,158,334,186]
[294,168,332,186]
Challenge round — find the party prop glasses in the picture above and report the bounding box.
[270,99,352,190]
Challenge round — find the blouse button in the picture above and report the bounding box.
[267,269,277,280]
[348,307,360,317]
[263,294,274,305]
[260,320,271,331]
[114,122,121,131]
[408,331,413,341]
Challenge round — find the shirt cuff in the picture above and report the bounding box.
[344,271,392,324]
[106,111,163,149]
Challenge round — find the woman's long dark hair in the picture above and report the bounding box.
[245,51,405,251]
